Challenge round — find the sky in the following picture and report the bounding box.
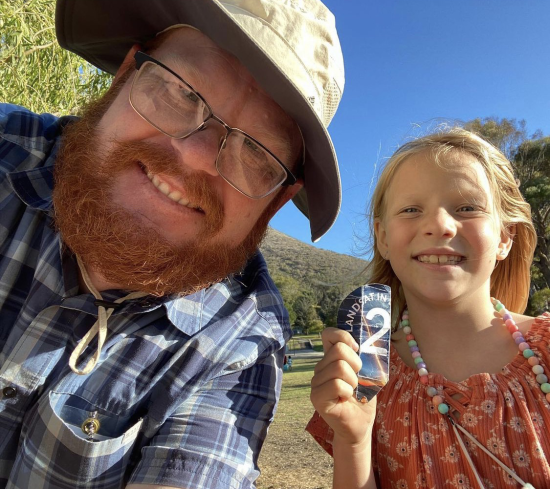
[270,0,550,258]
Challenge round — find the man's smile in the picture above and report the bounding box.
[139,164,204,213]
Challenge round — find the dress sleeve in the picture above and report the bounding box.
[128,349,284,489]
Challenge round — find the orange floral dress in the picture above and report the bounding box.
[306,313,550,488]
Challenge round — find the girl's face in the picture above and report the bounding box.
[375,150,512,307]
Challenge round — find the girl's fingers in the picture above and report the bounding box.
[314,340,362,375]
[311,355,359,390]
[321,327,358,354]
[310,377,356,412]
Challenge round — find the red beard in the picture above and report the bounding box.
[52,93,277,296]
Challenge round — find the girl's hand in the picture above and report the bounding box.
[310,327,377,447]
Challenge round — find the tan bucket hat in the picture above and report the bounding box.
[55,0,345,241]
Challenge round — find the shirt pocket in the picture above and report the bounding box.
[12,391,144,489]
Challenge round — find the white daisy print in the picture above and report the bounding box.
[512,447,530,467]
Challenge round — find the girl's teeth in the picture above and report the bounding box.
[418,255,461,264]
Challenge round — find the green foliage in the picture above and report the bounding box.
[464,117,529,160]
[262,229,368,331]
[0,0,112,115]
[530,289,550,316]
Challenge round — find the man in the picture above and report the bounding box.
[0,0,344,487]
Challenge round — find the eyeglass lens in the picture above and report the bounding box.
[130,60,288,198]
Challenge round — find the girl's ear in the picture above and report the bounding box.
[374,219,389,259]
[496,224,516,260]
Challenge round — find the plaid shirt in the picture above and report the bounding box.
[0,104,291,489]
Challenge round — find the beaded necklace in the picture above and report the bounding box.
[400,298,539,489]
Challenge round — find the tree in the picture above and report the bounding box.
[514,137,550,289]
[0,0,111,115]
[464,117,529,161]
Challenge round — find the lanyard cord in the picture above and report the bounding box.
[447,415,534,489]
[69,256,148,375]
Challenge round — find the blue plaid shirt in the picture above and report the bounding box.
[0,104,291,489]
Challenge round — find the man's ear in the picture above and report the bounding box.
[113,44,142,85]
[496,224,516,260]
[271,179,304,215]
[374,218,388,258]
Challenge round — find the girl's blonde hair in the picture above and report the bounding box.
[365,128,537,326]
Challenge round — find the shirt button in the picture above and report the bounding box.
[2,387,17,398]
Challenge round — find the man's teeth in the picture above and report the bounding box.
[147,172,200,210]
[417,255,463,264]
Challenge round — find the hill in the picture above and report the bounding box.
[260,228,369,331]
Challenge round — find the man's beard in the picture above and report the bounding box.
[52,93,277,297]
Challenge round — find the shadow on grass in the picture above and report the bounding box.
[284,383,312,390]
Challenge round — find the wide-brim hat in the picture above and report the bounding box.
[55,0,344,242]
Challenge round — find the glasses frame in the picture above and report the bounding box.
[130,51,298,199]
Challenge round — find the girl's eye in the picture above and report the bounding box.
[458,205,476,212]
[402,208,419,213]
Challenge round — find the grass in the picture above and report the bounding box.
[256,356,333,489]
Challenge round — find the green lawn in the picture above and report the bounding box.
[256,356,333,489]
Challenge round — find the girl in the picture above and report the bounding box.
[308,128,549,489]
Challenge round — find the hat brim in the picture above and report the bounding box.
[55,0,341,242]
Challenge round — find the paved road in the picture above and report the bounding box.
[286,349,323,360]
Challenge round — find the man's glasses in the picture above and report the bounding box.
[130,51,298,199]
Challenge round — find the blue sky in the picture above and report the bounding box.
[270,0,550,258]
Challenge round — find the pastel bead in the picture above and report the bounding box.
[541,383,550,394]
[532,365,544,375]
[438,403,450,414]
[406,334,415,341]
[505,318,515,328]
[502,313,513,321]
[507,323,519,333]
[523,349,534,358]
[514,336,525,345]
[403,326,411,334]
[536,374,548,384]
[414,357,424,364]
[411,351,421,358]
[410,346,420,352]
[426,387,437,397]
[401,319,410,327]
[419,376,429,385]
[417,362,427,369]
[418,368,428,376]
[518,342,529,351]
[408,340,418,347]
[528,356,540,366]
[495,303,504,312]
[512,331,523,339]
[432,395,443,406]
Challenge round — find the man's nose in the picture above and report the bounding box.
[424,208,457,237]
[170,122,225,178]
